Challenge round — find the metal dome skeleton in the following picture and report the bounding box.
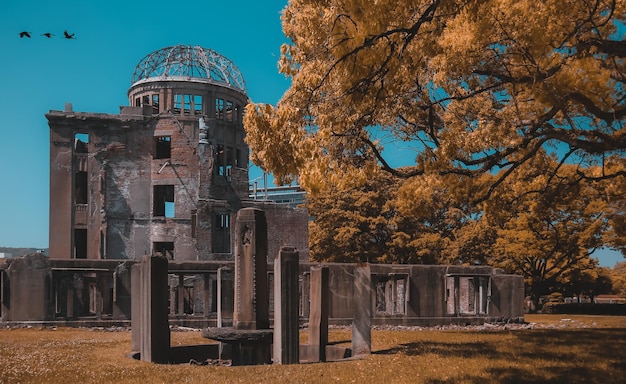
[131,45,246,93]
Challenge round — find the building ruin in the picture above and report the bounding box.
[0,45,524,327]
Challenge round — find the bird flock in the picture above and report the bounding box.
[19,30,76,39]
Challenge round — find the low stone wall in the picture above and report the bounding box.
[0,254,524,327]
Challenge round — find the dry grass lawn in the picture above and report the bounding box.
[1,315,624,384]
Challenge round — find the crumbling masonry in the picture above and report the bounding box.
[0,45,524,327]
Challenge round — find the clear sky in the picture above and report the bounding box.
[0,0,622,267]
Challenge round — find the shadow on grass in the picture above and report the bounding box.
[377,329,626,384]
[375,340,500,359]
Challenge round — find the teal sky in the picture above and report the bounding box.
[0,0,622,267]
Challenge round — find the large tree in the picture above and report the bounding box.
[307,164,398,263]
[485,153,612,304]
[245,0,625,198]
[244,0,625,285]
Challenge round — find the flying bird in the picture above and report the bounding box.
[41,33,55,38]
[63,30,76,39]
[19,31,31,38]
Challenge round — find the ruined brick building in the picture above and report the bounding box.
[0,45,524,326]
[47,45,307,262]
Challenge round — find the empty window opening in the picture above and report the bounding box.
[477,277,490,314]
[74,171,88,204]
[182,281,195,315]
[174,94,182,114]
[183,94,192,115]
[135,97,141,107]
[153,242,174,259]
[446,276,456,315]
[225,101,234,122]
[88,283,98,314]
[375,275,408,315]
[152,94,160,114]
[153,185,175,217]
[154,136,171,159]
[191,210,197,239]
[236,148,242,168]
[459,277,474,314]
[212,213,231,253]
[216,145,225,176]
[100,230,106,259]
[74,133,89,153]
[215,98,224,120]
[193,95,203,115]
[142,95,150,106]
[234,104,241,122]
[74,228,87,259]
[226,146,234,178]
[446,275,490,315]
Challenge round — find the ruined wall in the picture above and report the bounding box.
[47,108,154,260]
[101,112,153,260]
[149,116,201,261]
[49,119,74,259]
[5,254,52,321]
[249,201,310,262]
[0,256,524,326]
[490,273,525,319]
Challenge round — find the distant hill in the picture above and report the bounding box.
[0,247,47,257]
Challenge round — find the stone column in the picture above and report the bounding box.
[233,208,269,330]
[0,270,6,321]
[273,247,300,364]
[352,263,371,356]
[217,267,234,327]
[66,288,74,318]
[217,267,234,360]
[130,263,141,352]
[112,261,133,320]
[139,255,170,363]
[309,265,329,362]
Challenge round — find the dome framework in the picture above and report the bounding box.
[131,45,246,93]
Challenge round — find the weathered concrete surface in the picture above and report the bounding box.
[233,208,269,330]
[5,254,52,321]
[352,264,372,356]
[0,256,525,327]
[202,327,272,366]
[139,255,170,363]
[273,247,300,364]
[307,265,329,362]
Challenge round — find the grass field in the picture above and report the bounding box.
[1,315,625,384]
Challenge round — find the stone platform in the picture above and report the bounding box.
[202,327,273,365]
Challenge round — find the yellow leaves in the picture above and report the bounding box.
[243,102,310,185]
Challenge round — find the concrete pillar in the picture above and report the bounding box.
[130,263,141,352]
[309,265,329,362]
[352,263,371,356]
[0,271,5,321]
[217,267,233,327]
[177,275,185,315]
[66,288,74,318]
[273,247,300,364]
[233,208,269,330]
[139,255,171,363]
[217,267,234,360]
[112,261,133,320]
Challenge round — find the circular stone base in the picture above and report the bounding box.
[202,327,273,343]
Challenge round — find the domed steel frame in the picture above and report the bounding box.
[131,45,246,93]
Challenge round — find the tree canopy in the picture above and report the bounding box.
[245,0,625,197]
[243,0,626,300]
